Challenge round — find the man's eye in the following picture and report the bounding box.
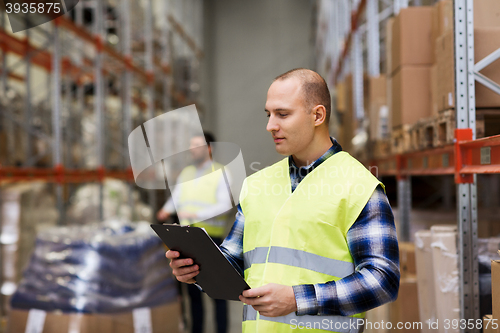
[266,114,270,118]
[279,113,287,117]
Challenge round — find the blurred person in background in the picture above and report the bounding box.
[157,132,229,333]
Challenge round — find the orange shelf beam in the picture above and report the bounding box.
[370,130,500,182]
[0,166,134,183]
[56,16,150,82]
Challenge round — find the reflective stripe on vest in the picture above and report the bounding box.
[243,246,354,278]
[243,306,364,333]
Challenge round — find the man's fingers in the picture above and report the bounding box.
[176,268,200,283]
[166,250,200,284]
[173,264,199,276]
[169,258,194,269]
[239,294,266,306]
[241,285,267,298]
[165,250,180,259]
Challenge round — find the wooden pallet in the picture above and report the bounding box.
[370,139,391,159]
[391,125,412,154]
[432,109,456,147]
[476,109,500,138]
[410,118,434,151]
[409,123,420,152]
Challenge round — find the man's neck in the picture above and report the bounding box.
[291,135,332,168]
[194,158,211,169]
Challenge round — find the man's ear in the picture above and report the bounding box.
[312,105,327,127]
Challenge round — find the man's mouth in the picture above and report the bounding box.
[273,137,284,143]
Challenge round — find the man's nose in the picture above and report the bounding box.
[266,115,279,133]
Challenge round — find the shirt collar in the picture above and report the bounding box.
[288,137,343,174]
[196,158,213,171]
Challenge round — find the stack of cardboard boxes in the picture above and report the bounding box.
[358,0,500,158]
[337,74,371,155]
[432,0,454,114]
[434,0,500,112]
[361,6,436,157]
[431,0,500,145]
[367,75,390,159]
[389,7,434,132]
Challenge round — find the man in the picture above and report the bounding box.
[158,132,229,333]
[167,69,400,333]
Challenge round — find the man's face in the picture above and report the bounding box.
[265,77,315,156]
[189,136,210,164]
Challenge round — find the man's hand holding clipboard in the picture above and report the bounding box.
[166,250,200,284]
[151,224,250,301]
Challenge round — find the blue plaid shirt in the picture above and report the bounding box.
[220,139,400,316]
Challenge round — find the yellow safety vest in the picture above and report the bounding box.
[240,151,382,333]
[177,162,228,237]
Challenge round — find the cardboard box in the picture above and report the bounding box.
[369,103,390,140]
[391,7,434,75]
[399,242,416,278]
[415,230,437,333]
[340,75,368,152]
[435,31,455,112]
[476,109,500,139]
[475,0,500,29]
[340,75,354,152]
[431,225,460,333]
[363,74,370,120]
[483,315,499,333]
[368,75,388,140]
[6,302,181,333]
[434,28,500,110]
[336,82,346,112]
[475,28,500,108]
[369,75,387,106]
[436,0,453,36]
[391,66,432,128]
[430,65,439,115]
[388,278,421,333]
[431,0,453,64]
[385,18,394,76]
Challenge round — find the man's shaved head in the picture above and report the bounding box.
[274,68,331,124]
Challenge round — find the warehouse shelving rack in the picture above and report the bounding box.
[0,0,204,213]
[0,0,205,323]
[318,0,500,329]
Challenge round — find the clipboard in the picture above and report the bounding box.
[150,224,250,301]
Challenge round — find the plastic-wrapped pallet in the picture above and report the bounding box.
[431,225,459,333]
[415,230,437,333]
[9,220,177,313]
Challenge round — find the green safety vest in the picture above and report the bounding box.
[240,151,382,333]
[177,162,227,237]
